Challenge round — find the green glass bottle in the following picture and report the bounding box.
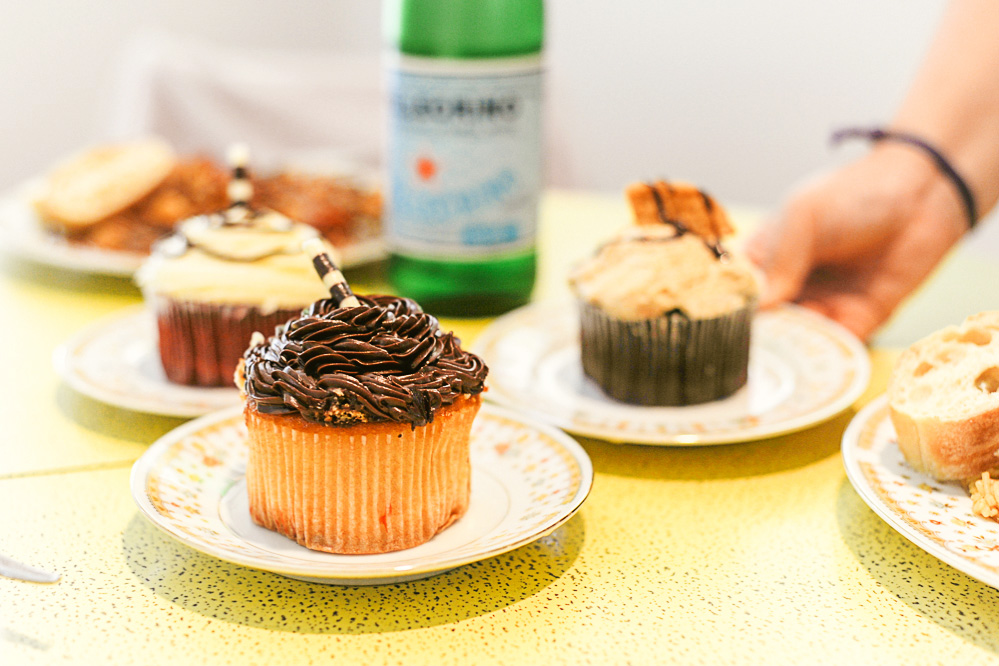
[384,0,544,317]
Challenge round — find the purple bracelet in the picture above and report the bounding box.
[831,127,979,230]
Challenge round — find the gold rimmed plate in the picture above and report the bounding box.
[53,308,240,418]
[842,395,999,590]
[130,403,593,585]
[472,301,870,445]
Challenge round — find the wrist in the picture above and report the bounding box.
[861,142,969,241]
[886,119,999,222]
[854,137,972,239]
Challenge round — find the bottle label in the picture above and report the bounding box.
[385,54,542,259]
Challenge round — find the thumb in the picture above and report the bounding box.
[745,205,817,308]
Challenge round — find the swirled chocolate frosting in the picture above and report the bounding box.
[241,295,488,427]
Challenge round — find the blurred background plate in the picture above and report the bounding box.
[53,307,240,417]
[0,180,385,278]
[0,181,143,276]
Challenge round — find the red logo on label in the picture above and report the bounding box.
[415,156,437,182]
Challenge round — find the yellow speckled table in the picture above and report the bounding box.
[3,191,999,665]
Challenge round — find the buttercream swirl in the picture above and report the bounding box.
[241,295,488,427]
[135,210,335,311]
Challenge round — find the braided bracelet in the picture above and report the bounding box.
[831,127,979,230]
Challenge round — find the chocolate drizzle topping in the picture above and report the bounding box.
[241,295,488,427]
[646,182,728,260]
[649,182,689,236]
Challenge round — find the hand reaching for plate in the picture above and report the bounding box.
[748,0,999,341]
[746,143,968,342]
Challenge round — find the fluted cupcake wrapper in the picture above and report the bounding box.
[244,396,480,555]
[579,302,754,406]
[148,295,304,387]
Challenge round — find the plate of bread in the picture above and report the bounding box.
[0,137,384,276]
[843,311,999,589]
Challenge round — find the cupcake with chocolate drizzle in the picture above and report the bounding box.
[569,180,759,406]
[136,145,335,387]
[237,241,487,554]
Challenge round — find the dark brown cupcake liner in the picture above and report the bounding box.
[149,295,304,387]
[579,302,754,406]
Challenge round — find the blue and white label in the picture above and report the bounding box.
[385,54,543,259]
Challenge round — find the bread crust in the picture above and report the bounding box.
[889,404,999,480]
[888,311,999,480]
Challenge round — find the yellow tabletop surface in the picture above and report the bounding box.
[3,190,999,665]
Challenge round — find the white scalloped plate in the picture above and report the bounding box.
[842,395,999,590]
[0,182,384,276]
[130,404,593,585]
[53,308,240,417]
[472,301,870,445]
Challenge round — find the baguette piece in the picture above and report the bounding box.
[888,311,999,480]
[35,137,176,230]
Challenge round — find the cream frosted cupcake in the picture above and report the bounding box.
[569,181,759,406]
[237,267,488,554]
[136,147,334,387]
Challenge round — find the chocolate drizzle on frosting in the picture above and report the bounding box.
[646,182,728,260]
[649,182,689,236]
[241,295,488,427]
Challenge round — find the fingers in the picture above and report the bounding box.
[748,150,963,340]
[745,203,817,309]
[796,296,883,342]
[796,267,916,342]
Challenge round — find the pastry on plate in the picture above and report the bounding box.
[32,137,381,257]
[35,137,179,232]
[569,180,759,406]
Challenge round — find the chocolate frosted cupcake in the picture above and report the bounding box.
[238,294,487,555]
[569,181,759,406]
[135,148,335,387]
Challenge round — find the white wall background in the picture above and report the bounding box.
[0,0,962,213]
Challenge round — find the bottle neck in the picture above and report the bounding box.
[388,0,544,58]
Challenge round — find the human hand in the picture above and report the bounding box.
[745,144,969,341]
